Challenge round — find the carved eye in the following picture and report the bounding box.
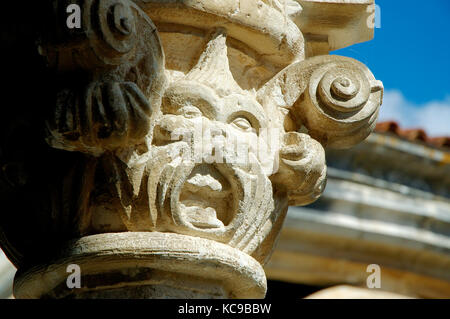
[177,106,202,118]
[231,117,253,132]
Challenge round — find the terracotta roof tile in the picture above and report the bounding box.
[429,137,450,148]
[375,121,400,134]
[375,121,450,149]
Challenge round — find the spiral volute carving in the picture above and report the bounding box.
[318,68,371,113]
[300,56,383,148]
[85,0,138,65]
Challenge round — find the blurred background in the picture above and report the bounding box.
[1,0,449,299]
[338,0,450,138]
[265,0,450,298]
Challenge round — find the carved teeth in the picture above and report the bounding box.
[182,205,225,229]
[186,173,222,192]
[178,165,234,229]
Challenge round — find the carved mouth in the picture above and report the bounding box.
[179,164,234,229]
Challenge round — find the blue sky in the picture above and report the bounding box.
[334,0,450,137]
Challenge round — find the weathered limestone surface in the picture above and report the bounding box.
[0,0,382,298]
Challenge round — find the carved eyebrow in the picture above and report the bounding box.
[161,83,220,120]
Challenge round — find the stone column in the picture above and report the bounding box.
[0,0,383,298]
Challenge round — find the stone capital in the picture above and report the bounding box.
[0,0,382,298]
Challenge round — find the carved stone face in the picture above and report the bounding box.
[149,81,279,259]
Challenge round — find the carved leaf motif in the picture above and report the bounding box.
[43,0,166,155]
[48,82,153,155]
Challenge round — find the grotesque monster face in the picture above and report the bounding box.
[146,30,327,263]
[150,81,276,253]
